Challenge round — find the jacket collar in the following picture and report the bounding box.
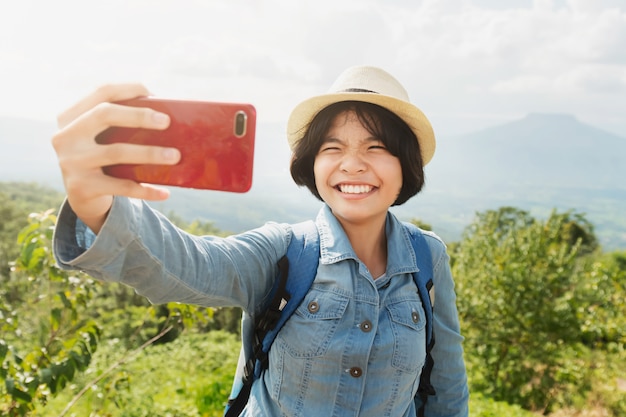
[315,205,418,277]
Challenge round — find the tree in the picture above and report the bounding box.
[1,211,101,416]
[0,210,213,415]
[409,218,432,231]
[0,183,64,281]
[0,193,29,280]
[452,207,598,412]
[576,251,626,348]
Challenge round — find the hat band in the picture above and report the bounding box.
[339,88,379,94]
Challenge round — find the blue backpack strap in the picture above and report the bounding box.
[402,222,436,417]
[225,220,319,416]
[261,220,320,352]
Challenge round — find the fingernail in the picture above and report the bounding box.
[152,112,170,126]
[163,148,180,162]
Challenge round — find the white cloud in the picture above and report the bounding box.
[0,0,625,136]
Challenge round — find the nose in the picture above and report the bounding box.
[340,151,367,173]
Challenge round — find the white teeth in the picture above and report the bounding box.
[339,184,373,194]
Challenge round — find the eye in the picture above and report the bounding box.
[319,145,340,153]
[368,142,388,151]
[319,140,342,153]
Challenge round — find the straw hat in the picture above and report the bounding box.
[286,65,436,165]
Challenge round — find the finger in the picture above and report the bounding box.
[60,101,171,146]
[55,141,180,188]
[96,142,181,167]
[51,102,172,171]
[126,182,172,201]
[56,144,180,181]
[106,177,173,201]
[57,83,151,129]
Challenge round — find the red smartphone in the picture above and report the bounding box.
[95,97,256,193]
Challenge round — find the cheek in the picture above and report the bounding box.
[313,157,330,184]
[313,159,321,185]
[383,156,402,178]
[312,158,327,194]
[387,159,404,193]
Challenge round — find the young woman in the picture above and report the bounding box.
[52,66,469,416]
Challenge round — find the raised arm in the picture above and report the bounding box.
[51,84,180,233]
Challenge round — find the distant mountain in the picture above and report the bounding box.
[1,113,625,250]
[397,113,626,248]
[427,113,626,189]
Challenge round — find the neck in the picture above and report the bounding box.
[341,216,388,279]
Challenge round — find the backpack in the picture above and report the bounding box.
[225,220,436,417]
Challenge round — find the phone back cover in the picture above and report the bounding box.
[96,98,256,193]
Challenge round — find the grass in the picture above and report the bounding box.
[42,331,239,417]
[40,330,625,417]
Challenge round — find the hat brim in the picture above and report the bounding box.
[286,92,436,165]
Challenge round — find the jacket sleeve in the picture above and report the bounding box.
[53,196,291,313]
[421,234,469,417]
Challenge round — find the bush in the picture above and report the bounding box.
[42,331,240,416]
[470,392,537,417]
[452,207,624,413]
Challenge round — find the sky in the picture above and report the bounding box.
[1,0,626,141]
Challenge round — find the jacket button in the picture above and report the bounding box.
[308,301,319,313]
[360,320,372,333]
[349,367,363,378]
[412,311,420,323]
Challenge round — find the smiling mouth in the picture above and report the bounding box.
[337,184,374,194]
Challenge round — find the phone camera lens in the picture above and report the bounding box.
[234,111,247,137]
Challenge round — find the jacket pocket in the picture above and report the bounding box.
[387,299,427,373]
[274,287,350,358]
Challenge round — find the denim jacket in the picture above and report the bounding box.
[53,197,469,417]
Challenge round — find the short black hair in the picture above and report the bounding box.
[290,101,425,206]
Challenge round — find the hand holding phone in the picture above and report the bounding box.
[95,97,256,193]
[54,83,177,234]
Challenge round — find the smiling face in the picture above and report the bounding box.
[290,101,425,209]
[313,111,403,226]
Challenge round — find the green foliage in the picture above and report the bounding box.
[454,207,625,413]
[167,210,228,237]
[575,258,626,348]
[605,250,626,271]
[1,210,101,416]
[200,307,242,334]
[0,194,25,280]
[0,182,64,214]
[2,182,625,415]
[469,392,537,417]
[409,218,432,231]
[43,331,240,417]
[0,207,217,416]
[0,182,64,286]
